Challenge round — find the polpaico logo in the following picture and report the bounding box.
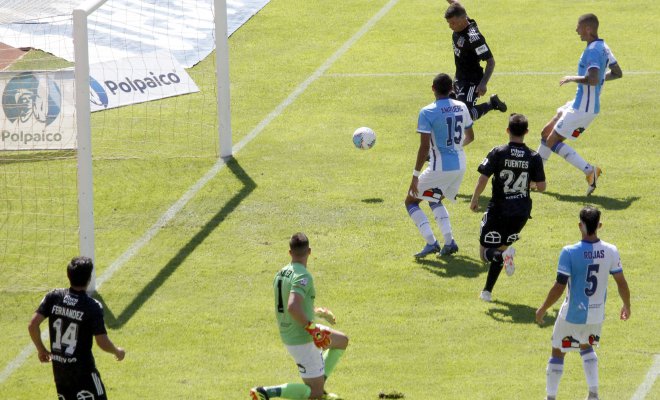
[2,72,61,127]
[103,70,182,96]
[89,76,109,109]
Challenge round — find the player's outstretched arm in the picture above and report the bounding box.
[560,67,599,86]
[606,63,623,81]
[536,281,566,325]
[95,334,125,361]
[28,313,50,363]
[612,272,631,320]
[314,307,336,325]
[463,127,475,146]
[469,174,489,211]
[477,58,495,96]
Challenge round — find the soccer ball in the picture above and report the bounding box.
[352,127,376,150]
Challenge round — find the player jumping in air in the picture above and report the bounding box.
[469,114,546,302]
[444,0,508,121]
[406,73,474,258]
[250,233,348,400]
[536,206,631,400]
[536,13,623,196]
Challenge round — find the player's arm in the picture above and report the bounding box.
[288,292,331,348]
[409,133,431,198]
[532,180,546,192]
[95,334,125,361]
[463,126,475,146]
[605,63,623,81]
[560,67,599,86]
[477,57,495,96]
[469,173,489,211]
[535,275,567,325]
[612,272,631,320]
[27,312,50,363]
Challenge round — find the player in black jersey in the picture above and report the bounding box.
[469,114,546,302]
[444,1,507,121]
[28,256,125,399]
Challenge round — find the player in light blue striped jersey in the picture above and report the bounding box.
[405,73,474,258]
[536,206,631,400]
[536,14,623,196]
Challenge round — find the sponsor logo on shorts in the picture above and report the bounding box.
[484,231,501,244]
[572,127,585,138]
[588,334,600,345]
[506,233,520,243]
[297,363,306,374]
[561,336,580,349]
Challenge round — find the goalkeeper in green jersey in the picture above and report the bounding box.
[250,233,349,400]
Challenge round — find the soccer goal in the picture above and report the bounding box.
[0,0,232,293]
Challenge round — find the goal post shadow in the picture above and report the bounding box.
[94,157,256,329]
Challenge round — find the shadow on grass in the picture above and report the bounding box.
[485,299,556,327]
[455,193,489,209]
[95,157,256,329]
[417,254,485,278]
[540,191,640,210]
[361,198,383,204]
[0,150,76,164]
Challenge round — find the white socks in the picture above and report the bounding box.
[406,204,436,245]
[581,348,599,395]
[430,202,453,245]
[538,139,593,175]
[546,357,564,397]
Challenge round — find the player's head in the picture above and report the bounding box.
[579,205,601,236]
[432,73,453,98]
[445,4,468,32]
[289,232,311,258]
[577,14,599,41]
[67,256,94,288]
[507,113,529,137]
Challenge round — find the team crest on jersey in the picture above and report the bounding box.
[572,127,585,138]
[457,36,465,48]
[299,278,308,287]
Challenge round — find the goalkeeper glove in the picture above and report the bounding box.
[304,322,332,349]
[314,307,336,325]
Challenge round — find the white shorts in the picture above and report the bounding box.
[411,168,465,203]
[554,101,597,140]
[285,341,324,379]
[551,318,602,352]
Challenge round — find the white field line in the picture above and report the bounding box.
[324,71,660,77]
[631,354,660,400]
[0,0,400,385]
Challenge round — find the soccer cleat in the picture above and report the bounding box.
[322,391,343,400]
[439,239,459,256]
[250,387,269,400]
[502,247,516,276]
[585,166,602,196]
[489,94,508,112]
[585,392,600,400]
[414,241,440,258]
[479,290,492,302]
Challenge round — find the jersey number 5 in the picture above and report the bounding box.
[585,263,600,297]
[445,115,464,146]
[52,318,79,355]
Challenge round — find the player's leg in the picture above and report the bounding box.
[251,383,312,400]
[405,170,441,257]
[432,170,464,256]
[478,211,505,301]
[579,324,602,399]
[537,111,563,164]
[322,327,349,382]
[545,347,566,400]
[252,343,322,399]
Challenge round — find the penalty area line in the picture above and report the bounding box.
[0,0,401,386]
[631,354,660,400]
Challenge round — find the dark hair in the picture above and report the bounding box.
[578,13,599,30]
[508,113,528,137]
[67,256,94,287]
[445,4,467,19]
[432,73,453,96]
[289,232,310,256]
[579,205,601,235]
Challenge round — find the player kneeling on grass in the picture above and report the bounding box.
[536,206,631,400]
[469,113,545,302]
[251,233,348,400]
[405,73,475,258]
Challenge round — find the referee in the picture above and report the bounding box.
[445,0,507,121]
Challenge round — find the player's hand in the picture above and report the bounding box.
[476,83,487,97]
[535,308,546,325]
[114,347,126,361]
[409,177,419,198]
[304,322,332,349]
[314,307,336,325]
[37,349,51,363]
[559,76,573,86]
[620,305,631,321]
[469,197,479,212]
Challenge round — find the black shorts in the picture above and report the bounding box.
[453,80,480,108]
[54,367,107,400]
[479,210,529,248]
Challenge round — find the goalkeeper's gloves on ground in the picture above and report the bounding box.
[304,321,332,349]
[314,307,336,325]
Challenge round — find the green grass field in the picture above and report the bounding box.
[1,0,659,399]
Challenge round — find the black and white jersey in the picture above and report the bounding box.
[37,288,107,377]
[477,142,545,217]
[451,19,493,83]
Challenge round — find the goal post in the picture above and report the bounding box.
[71,0,233,292]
